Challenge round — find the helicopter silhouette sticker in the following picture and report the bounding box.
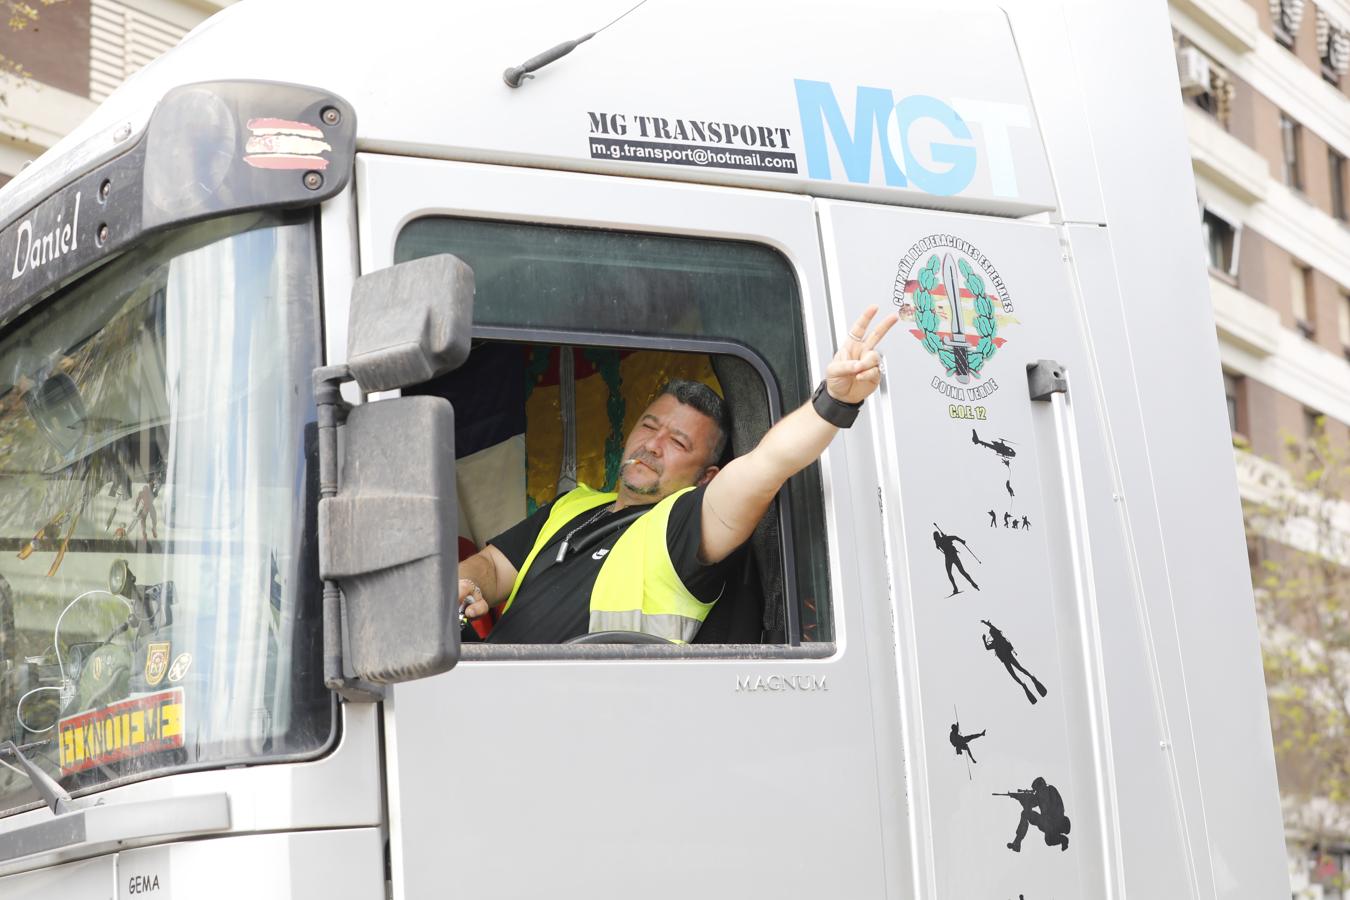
[972,429,1032,533]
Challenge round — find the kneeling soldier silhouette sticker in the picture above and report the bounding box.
[981,619,1048,704]
[994,776,1071,853]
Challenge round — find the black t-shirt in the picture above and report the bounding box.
[486,486,739,644]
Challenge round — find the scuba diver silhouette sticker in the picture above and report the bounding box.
[981,619,1048,704]
[994,776,1071,852]
[932,523,980,596]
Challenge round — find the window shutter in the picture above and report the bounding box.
[1271,0,1305,34]
[89,0,190,102]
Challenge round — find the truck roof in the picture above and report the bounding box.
[3,0,1056,222]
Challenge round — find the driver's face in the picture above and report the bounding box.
[618,394,720,502]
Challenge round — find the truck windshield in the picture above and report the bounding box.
[0,211,330,814]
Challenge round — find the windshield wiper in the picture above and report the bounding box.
[2,740,72,815]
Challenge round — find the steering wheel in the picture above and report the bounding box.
[563,630,674,645]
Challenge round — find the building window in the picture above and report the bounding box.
[1201,209,1240,278]
[1332,149,1348,222]
[1317,10,1350,84]
[1303,407,1323,440]
[1223,371,1247,438]
[1270,0,1304,49]
[1290,264,1315,338]
[1281,114,1303,191]
[1339,290,1350,358]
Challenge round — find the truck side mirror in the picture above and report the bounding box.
[315,254,474,693]
[347,254,474,392]
[320,395,458,684]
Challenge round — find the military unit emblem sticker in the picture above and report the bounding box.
[893,235,1019,406]
[145,641,170,686]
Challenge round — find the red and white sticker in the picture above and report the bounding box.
[58,688,185,775]
[243,117,332,170]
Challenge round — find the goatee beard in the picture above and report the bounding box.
[621,476,660,496]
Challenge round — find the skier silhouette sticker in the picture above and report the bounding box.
[981,619,1048,704]
[994,776,1071,852]
[932,523,980,596]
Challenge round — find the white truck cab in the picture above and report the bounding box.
[0,1,1289,898]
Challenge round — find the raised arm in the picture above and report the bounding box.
[698,306,897,564]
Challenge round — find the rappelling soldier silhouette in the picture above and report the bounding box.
[949,721,986,764]
[981,619,1048,704]
[994,776,1071,852]
[932,523,980,595]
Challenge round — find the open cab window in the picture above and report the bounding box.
[394,217,831,647]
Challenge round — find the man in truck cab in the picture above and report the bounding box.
[456,306,897,643]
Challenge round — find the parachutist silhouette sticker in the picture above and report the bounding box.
[949,708,986,780]
[932,523,980,596]
[993,776,1071,852]
[981,619,1048,704]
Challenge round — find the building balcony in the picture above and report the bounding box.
[0,75,95,157]
[1171,0,1262,52]
[1184,105,1270,205]
[1210,274,1281,356]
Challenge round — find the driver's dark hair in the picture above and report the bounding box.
[658,379,730,465]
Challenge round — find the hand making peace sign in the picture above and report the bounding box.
[825,305,899,406]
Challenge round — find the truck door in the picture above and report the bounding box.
[817,200,1198,898]
[356,155,896,899]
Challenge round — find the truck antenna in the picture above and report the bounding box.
[503,0,652,88]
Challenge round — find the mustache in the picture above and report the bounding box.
[620,451,663,475]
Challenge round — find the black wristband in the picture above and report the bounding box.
[811,380,862,428]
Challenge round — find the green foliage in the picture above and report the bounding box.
[1247,420,1350,850]
[7,1,66,32]
[0,1,71,94]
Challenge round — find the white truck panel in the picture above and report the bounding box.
[6,0,1055,222]
[0,829,383,900]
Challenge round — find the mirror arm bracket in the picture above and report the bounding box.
[314,366,384,703]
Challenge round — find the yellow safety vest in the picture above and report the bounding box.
[501,485,716,643]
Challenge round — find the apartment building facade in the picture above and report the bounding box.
[1174,0,1350,450]
[0,0,231,188]
[1172,0,1350,895]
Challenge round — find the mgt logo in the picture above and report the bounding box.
[794,80,1034,198]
